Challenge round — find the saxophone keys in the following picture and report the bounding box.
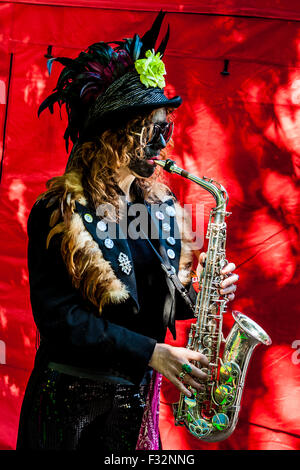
[184,394,197,407]
[214,384,232,405]
[208,362,218,368]
[206,319,217,333]
[212,413,230,431]
[219,259,227,270]
[219,361,240,384]
[203,335,213,348]
[201,348,213,362]
[188,419,211,438]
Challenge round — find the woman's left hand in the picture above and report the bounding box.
[196,252,239,301]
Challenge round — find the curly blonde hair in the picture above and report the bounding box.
[38,107,176,219]
[35,107,184,313]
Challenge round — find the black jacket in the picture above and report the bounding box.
[17,193,197,448]
[26,195,197,383]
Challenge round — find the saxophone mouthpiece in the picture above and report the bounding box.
[153,159,165,167]
[154,158,177,173]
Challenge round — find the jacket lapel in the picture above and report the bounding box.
[74,198,182,313]
[75,201,139,311]
[144,199,181,275]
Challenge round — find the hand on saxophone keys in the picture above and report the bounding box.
[195,253,239,301]
[148,343,210,398]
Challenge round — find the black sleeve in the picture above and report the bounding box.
[175,281,198,320]
[28,199,156,385]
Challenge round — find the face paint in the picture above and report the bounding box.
[128,108,169,178]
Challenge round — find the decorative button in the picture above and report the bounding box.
[162,222,171,232]
[155,210,165,220]
[104,238,114,249]
[166,206,176,217]
[167,236,176,246]
[97,220,107,232]
[118,252,132,275]
[84,213,93,223]
[167,249,175,259]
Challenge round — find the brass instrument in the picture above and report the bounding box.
[155,158,271,442]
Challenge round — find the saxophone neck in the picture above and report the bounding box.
[155,159,228,216]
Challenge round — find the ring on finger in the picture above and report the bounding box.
[182,363,192,374]
[179,371,187,381]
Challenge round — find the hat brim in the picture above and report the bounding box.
[82,71,182,139]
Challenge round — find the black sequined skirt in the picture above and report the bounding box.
[21,366,149,451]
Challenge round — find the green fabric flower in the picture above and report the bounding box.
[134,49,166,89]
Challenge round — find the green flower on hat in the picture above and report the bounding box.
[135,49,166,89]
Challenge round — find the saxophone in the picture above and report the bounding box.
[155,158,271,442]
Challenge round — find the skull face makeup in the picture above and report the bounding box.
[129,108,170,178]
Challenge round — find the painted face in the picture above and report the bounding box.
[128,108,168,178]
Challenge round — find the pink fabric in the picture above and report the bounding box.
[136,371,162,450]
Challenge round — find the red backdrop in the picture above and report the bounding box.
[0,1,300,450]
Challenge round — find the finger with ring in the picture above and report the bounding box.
[182,363,192,374]
[179,371,187,380]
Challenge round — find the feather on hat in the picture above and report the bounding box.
[38,10,182,152]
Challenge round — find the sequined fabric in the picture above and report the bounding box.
[26,367,149,451]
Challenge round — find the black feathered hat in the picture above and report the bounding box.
[38,10,182,152]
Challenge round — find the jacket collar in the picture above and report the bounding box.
[74,197,181,311]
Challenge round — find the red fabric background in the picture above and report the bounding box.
[0,1,299,450]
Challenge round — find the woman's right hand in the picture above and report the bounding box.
[148,343,210,397]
